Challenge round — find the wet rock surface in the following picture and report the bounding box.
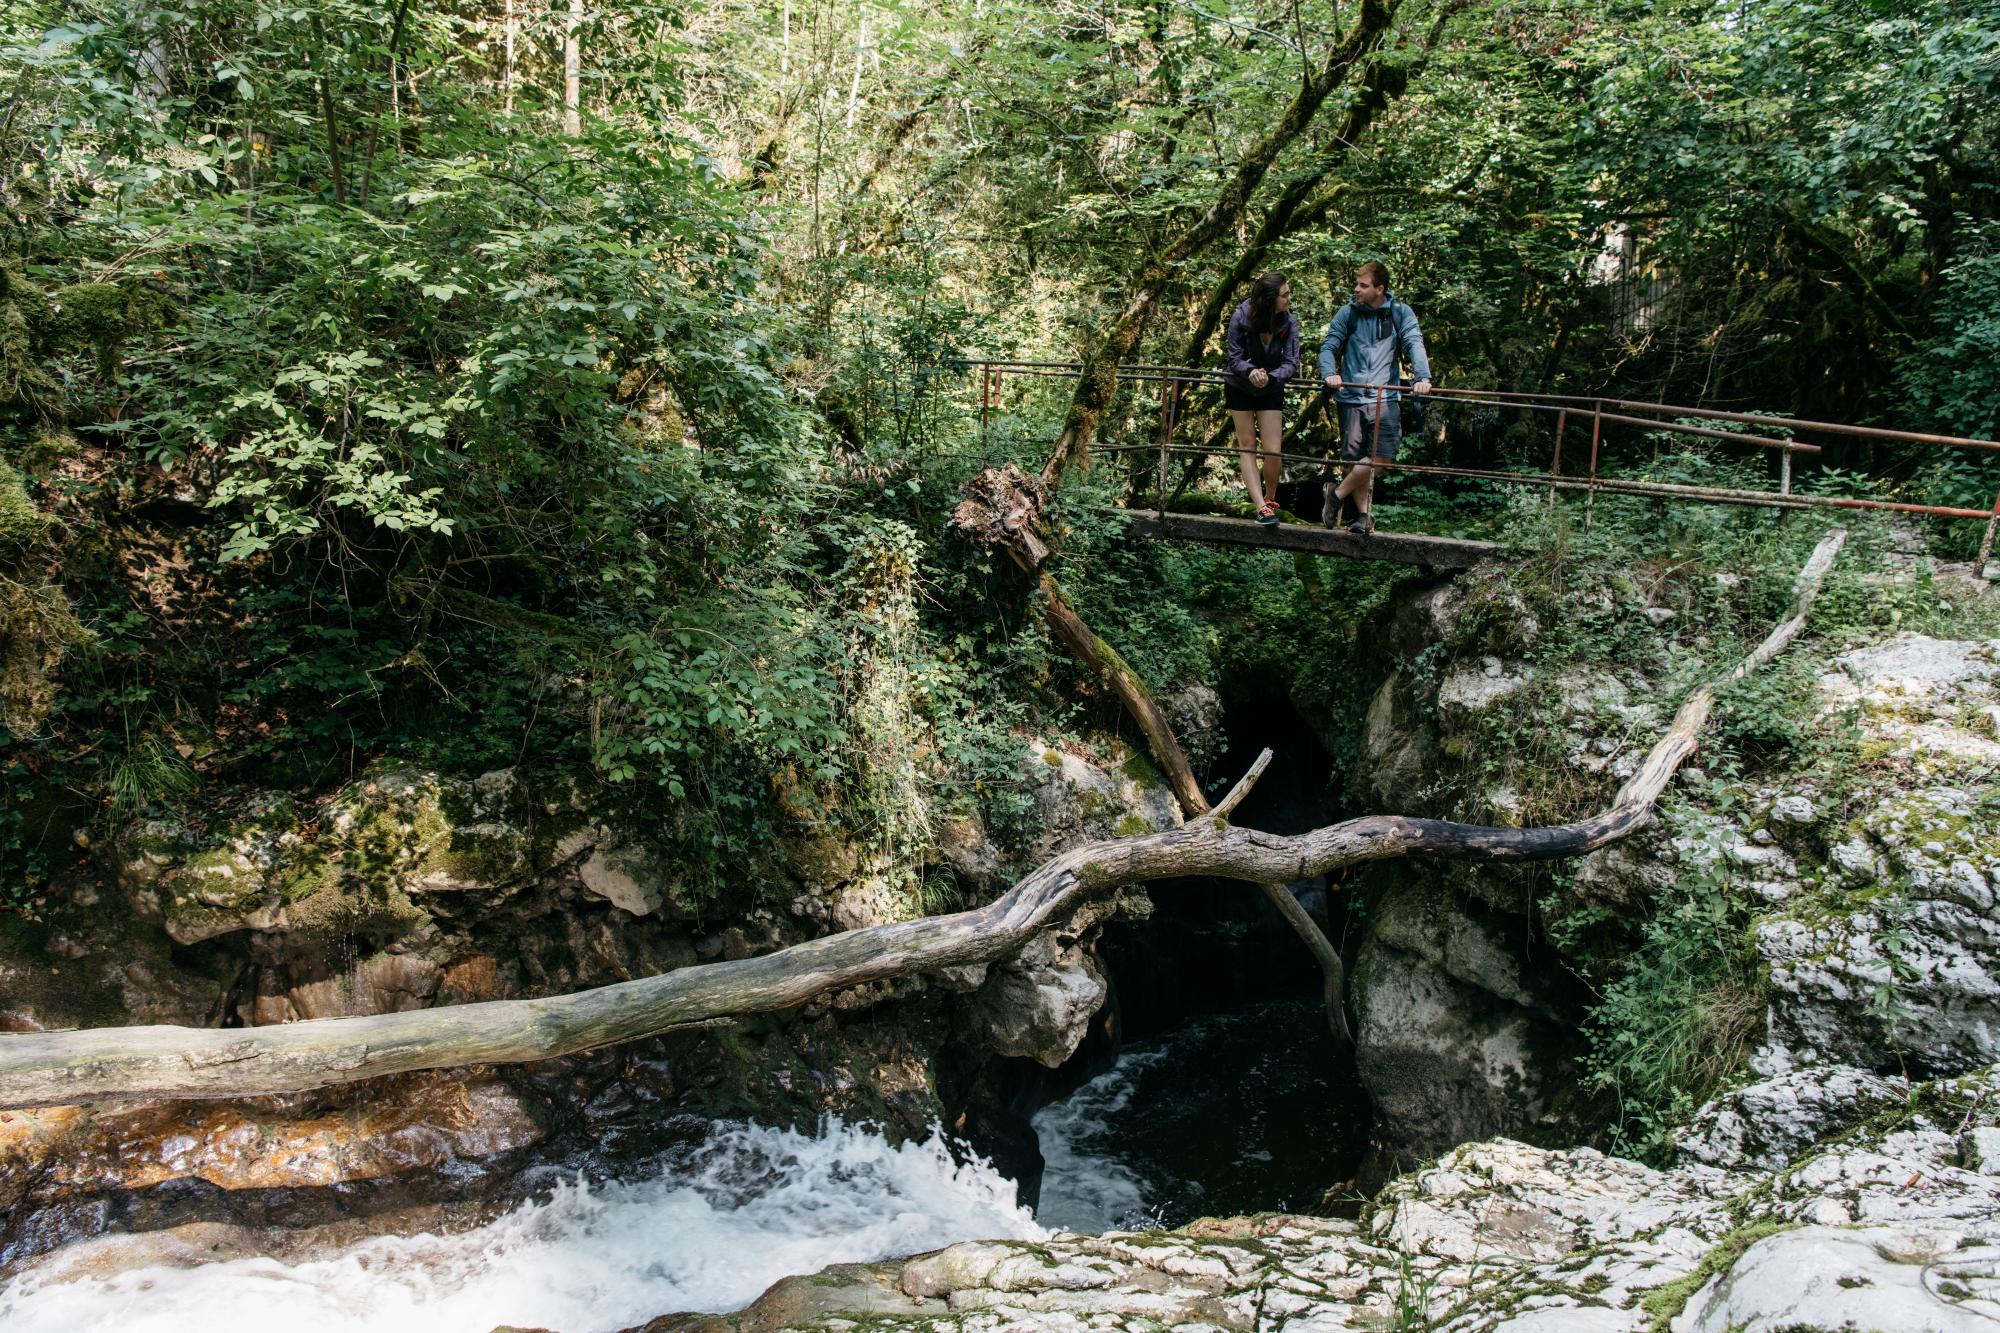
[1349,877,1582,1169]
[643,1062,2000,1332]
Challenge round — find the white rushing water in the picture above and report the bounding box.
[1030,1045,1169,1232]
[0,1120,1045,1333]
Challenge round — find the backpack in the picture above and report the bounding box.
[1378,299,1427,436]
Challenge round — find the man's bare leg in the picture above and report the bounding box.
[1355,456,1386,517]
[1334,458,1373,509]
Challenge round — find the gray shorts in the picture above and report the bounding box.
[1340,401,1402,461]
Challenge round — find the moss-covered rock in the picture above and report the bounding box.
[0,457,87,736]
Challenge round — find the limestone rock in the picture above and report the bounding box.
[1354,675,1439,811]
[1675,1066,1909,1171]
[1436,657,1531,722]
[957,929,1107,1068]
[1165,682,1227,771]
[1817,634,2000,769]
[1023,739,1181,866]
[1677,1225,2000,1332]
[1757,784,2000,1075]
[1351,880,1580,1163]
[576,837,669,917]
[933,812,1002,888]
[956,897,1123,1067]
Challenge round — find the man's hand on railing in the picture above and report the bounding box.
[1323,373,1342,390]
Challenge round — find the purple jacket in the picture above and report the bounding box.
[1225,300,1300,388]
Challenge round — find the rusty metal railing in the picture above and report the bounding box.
[953,358,2000,563]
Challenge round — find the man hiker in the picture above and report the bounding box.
[1318,261,1432,534]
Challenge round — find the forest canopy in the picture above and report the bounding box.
[1,0,1996,907]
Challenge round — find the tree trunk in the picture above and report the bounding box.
[564,0,583,136]
[503,0,516,115]
[0,532,1846,1109]
[1038,0,1403,489]
[309,17,347,205]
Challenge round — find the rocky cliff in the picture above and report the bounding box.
[1341,544,2000,1174]
[0,733,1181,1265]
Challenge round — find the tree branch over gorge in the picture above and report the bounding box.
[0,531,1846,1109]
[1035,0,1404,490]
[1178,0,1473,369]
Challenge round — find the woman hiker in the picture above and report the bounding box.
[1224,271,1301,525]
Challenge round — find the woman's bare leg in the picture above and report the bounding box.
[1230,410,1263,507]
[1257,409,1283,500]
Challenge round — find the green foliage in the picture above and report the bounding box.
[1573,806,1764,1161]
[1712,664,1810,763]
[1902,230,2000,441]
[2,0,1997,930]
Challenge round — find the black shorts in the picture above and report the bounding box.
[1340,401,1402,461]
[1224,379,1287,413]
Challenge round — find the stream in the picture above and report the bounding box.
[0,1120,1042,1333]
[1032,996,1366,1232]
[0,997,1361,1331]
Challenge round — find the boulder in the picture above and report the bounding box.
[1350,879,1581,1164]
[957,929,1108,1068]
[1675,1066,1909,1171]
[0,1071,544,1200]
[1679,1226,2000,1333]
[1023,739,1181,866]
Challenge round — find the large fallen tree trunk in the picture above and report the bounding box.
[0,531,1845,1108]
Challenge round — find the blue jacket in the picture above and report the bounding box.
[1225,300,1300,388]
[1317,293,1431,405]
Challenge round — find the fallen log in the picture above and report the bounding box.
[0,530,1845,1108]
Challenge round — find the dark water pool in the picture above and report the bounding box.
[1030,996,1368,1231]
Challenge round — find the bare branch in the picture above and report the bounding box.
[1212,748,1273,820]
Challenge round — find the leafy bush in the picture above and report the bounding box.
[1578,808,1762,1161]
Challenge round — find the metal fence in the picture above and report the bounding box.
[955,359,2000,564]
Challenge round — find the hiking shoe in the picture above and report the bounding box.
[1256,500,1280,526]
[1348,512,1374,535]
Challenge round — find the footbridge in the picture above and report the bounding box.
[959,359,2000,572]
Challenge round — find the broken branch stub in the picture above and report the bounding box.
[950,461,1053,572]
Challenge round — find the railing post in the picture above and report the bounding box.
[1978,486,2000,578]
[1157,377,1174,519]
[1551,408,1567,507]
[1585,399,1603,532]
[1777,440,1795,525]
